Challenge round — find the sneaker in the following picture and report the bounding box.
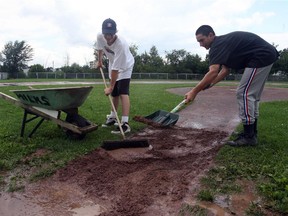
[111,122,131,134]
[102,117,117,127]
[226,135,257,147]
[105,114,119,126]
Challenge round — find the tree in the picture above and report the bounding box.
[29,64,45,72]
[165,49,187,66]
[129,44,142,73]
[183,53,209,74]
[129,44,138,57]
[133,46,165,73]
[165,49,188,73]
[60,63,82,73]
[271,48,288,75]
[0,40,33,78]
[149,46,164,72]
[0,53,3,68]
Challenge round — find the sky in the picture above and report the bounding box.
[0,0,287,69]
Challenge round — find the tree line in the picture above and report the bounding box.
[0,40,287,79]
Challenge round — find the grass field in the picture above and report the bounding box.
[0,80,287,215]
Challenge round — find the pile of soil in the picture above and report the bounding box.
[56,126,228,215]
[132,115,165,128]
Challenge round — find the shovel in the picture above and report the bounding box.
[142,99,186,127]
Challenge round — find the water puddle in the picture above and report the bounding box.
[184,180,258,215]
[0,192,43,216]
[182,121,205,129]
[70,200,106,215]
[0,180,107,216]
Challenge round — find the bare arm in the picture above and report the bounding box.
[97,50,119,95]
[104,69,119,96]
[109,70,118,90]
[97,50,103,68]
[210,65,230,86]
[185,64,220,102]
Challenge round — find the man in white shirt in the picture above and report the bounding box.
[96,18,134,134]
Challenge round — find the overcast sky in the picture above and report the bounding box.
[0,0,287,68]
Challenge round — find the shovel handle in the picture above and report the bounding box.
[170,100,186,113]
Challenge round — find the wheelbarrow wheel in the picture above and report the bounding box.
[65,113,89,140]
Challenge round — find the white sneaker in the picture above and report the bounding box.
[101,117,117,127]
[106,114,119,126]
[111,122,131,134]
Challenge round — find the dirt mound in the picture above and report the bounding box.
[55,127,227,215]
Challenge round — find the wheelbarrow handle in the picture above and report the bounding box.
[170,99,187,113]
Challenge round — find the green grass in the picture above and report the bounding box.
[1,80,288,215]
[199,100,288,214]
[196,189,214,202]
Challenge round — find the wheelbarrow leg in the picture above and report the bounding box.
[28,118,45,138]
[21,110,28,137]
[21,109,45,138]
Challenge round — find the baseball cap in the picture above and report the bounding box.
[102,18,117,34]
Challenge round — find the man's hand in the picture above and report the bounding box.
[104,86,113,96]
[96,61,103,69]
[185,89,197,103]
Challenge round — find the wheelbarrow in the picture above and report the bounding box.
[134,99,186,127]
[0,86,98,140]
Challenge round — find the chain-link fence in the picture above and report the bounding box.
[4,72,288,82]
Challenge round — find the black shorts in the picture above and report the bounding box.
[111,79,130,97]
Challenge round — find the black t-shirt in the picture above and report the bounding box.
[209,31,279,69]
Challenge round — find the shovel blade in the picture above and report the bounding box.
[144,110,179,127]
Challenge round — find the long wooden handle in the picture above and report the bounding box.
[99,68,125,139]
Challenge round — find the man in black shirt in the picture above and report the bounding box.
[185,25,279,147]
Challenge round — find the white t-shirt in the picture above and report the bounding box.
[96,33,134,80]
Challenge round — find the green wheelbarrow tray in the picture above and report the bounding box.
[144,110,180,127]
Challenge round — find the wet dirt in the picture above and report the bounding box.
[1,86,288,216]
[133,115,166,128]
